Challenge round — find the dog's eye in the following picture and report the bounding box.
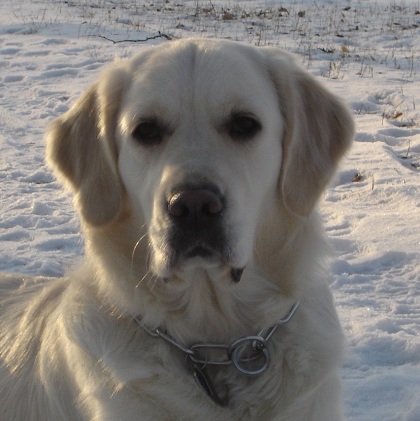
[228,115,261,140]
[132,121,162,146]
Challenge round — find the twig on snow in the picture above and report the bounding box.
[97,32,172,44]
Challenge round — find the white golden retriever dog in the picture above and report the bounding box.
[0,39,354,420]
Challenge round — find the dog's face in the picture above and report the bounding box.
[117,43,283,281]
[47,39,354,290]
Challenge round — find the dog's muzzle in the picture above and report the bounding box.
[155,183,244,283]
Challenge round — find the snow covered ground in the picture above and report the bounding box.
[0,0,419,419]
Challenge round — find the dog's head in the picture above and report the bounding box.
[47,39,354,293]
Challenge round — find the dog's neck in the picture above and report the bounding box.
[135,265,299,345]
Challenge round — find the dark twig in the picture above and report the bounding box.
[97,32,172,44]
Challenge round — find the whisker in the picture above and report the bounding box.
[128,223,164,291]
[147,274,161,292]
[135,271,151,289]
[130,226,148,275]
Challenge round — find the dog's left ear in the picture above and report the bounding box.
[46,66,130,226]
[263,48,355,216]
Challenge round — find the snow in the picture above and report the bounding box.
[0,0,419,419]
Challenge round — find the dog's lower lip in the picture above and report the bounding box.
[184,245,215,259]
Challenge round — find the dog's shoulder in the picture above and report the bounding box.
[0,274,67,340]
[0,274,80,421]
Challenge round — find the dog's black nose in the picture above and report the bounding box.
[166,186,226,262]
[168,189,223,226]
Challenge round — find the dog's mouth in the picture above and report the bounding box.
[172,241,242,280]
[184,244,216,259]
[149,237,244,284]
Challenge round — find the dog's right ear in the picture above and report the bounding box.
[46,66,130,227]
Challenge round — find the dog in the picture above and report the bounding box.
[0,39,354,420]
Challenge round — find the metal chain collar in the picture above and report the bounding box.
[133,301,299,376]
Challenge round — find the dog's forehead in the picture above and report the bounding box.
[125,41,275,117]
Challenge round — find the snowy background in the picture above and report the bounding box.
[0,0,419,419]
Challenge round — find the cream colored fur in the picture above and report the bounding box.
[0,39,354,420]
